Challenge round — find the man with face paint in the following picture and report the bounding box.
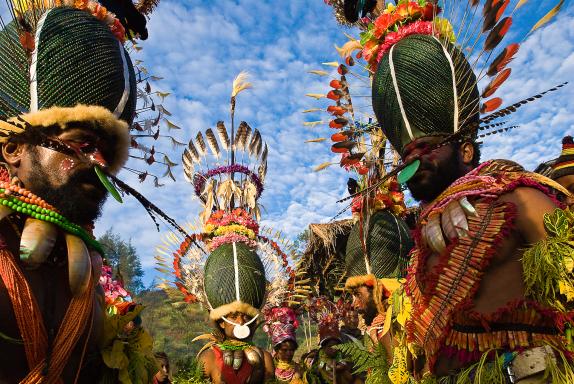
[367,4,574,382]
[0,2,146,382]
[196,243,275,383]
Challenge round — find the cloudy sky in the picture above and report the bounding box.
[85,0,573,285]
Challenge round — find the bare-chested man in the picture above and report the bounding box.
[0,4,146,382]
[369,15,574,383]
[198,311,274,383]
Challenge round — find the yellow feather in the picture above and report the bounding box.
[308,70,329,76]
[303,121,325,127]
[305,138,327,143]
[302,108,322,113]
[528,0,564,34]
[231,71,253,97]
[335,40,362,58]
[305,93,325,100]
[313,162,333,172]
[513,0,529,11]
[322,62,340,67]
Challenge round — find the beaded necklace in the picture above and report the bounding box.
[0,181,103,254]
[275,360,296,382]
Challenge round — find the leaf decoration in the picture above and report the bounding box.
[95,167,123,203]
[165,119,181,130]
[487,43,520,76]
[482,68,511,98]
[528,0,564,34]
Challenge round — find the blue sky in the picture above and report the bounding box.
[3,1,571,285]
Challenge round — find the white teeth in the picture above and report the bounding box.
[19,218,57,268]
[449,200,469,237]
[425,214,446,254]
[90,250,103,286]
[441,203,458,240]
[459,197,478,218]
[66,234,91,297]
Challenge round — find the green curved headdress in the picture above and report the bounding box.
[345,210,413,289]
[0,3,136,172]
[372,34,479,153]
[203,242,267,321]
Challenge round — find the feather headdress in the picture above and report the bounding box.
[323,0,566,154]
[157,75,310,327]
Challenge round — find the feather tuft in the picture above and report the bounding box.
[231,71,252,98]
[306,138,327,143]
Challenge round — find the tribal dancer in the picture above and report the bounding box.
[336,0,574,382]
[0,1,176,381]
[263,306,304,383]
[157,73,310,383]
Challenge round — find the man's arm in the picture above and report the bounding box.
[197,348,214,380]
[498,186,559,244]
[263,350,275,382]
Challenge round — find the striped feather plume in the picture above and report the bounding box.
[187,138,200,162]
[205,128,220,158]
[195,132,207,156]
[216,121,230,150]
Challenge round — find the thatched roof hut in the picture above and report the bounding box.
[299,219,355,299]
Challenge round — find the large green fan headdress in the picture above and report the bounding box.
[325,0,566,160]
[344,209,413,290]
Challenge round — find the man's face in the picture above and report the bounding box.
[401,137,465,203]
[276,340,296,362]
[351,285,377,325]
[555,174,574,209]
[20,127,113,225]
[218,312,253,340]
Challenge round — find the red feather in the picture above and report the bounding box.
[340,152,365,167]
[338,64,348,75]
[482,0,509,32]
[327,105,347,116]
[330,120,344,129]
[487,43,519,76]
[481,97,503,113]
[482,68,511,98]
[484,17,513,51]
[345,57,355,66]
[331,140,356,153]
[330,80,342,89]
[331,133,348,142]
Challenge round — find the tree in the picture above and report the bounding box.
[293,229,310,254]
[98,229,145,296]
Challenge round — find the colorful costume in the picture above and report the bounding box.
[264,306,304,383]
[322,0,572,382]
[0,1,172,382]
[157,73,309,383]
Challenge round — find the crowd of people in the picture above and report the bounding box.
[0,0,572,383]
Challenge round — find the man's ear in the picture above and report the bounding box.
[460,142,475,165]
[2,141,26,171]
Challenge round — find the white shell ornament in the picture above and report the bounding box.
[233,324,251,339]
